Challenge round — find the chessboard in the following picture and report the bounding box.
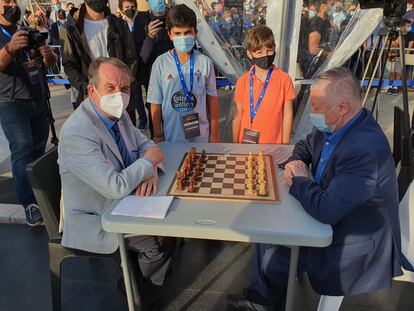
[167,147,279,203]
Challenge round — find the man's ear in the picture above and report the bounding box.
[338,100,351,116]
[87,84,95,97]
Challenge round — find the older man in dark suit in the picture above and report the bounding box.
[230,67,413,311]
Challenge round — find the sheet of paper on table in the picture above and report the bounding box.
[111,195,174,219]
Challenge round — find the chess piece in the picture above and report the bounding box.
[258,181,268,196]
[188,180,196,192]
[176,177,184,191]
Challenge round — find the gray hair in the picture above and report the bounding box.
[88,57,132,87]
[313,67,363,103]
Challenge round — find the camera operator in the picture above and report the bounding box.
[0,0,57,226]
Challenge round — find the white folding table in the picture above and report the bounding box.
[102,142,333,311]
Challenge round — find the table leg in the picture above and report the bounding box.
[118,233,135,311]
[285,246,300,311]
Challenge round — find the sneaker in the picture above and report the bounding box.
[386,87,393,95]
[393,87,399,95]
[25,204,43,226]
[138,120,147,132]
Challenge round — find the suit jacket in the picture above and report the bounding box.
[289,108,413,295]
[50,21,62,46]
[59,5,137,104]
[58,98,155,254]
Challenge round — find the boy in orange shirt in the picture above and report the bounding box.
[232,25,295,144]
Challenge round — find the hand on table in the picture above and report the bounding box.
[284,160,309,186]
[136,167,158,196]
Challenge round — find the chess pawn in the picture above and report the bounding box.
[258,181,268,196]
[188,180,196,193]
[176,177,184,191]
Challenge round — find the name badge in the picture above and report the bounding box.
[242,128,260,144]
[22,60,41,85]
[182,112,201,139]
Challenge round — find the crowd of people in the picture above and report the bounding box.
[0,1,413,311]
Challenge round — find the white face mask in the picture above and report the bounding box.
[94,88,130,119]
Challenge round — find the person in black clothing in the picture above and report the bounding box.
[133,0,173,137]
[0,0,57,226]
[307,0,334,77]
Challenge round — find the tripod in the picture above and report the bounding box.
[34,56,59,146]
[361,26,413,200]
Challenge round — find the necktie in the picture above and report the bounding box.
[112,122,132,167]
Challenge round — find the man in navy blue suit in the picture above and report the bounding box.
[229,67,413,311]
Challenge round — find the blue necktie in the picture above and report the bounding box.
[112,122,132,167]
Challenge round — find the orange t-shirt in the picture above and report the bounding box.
[234,66,295,144]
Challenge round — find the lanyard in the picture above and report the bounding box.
[249,65,274,125]
[173,49,195,112]
[0,25,13,39]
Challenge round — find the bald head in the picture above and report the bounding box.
[310,67,363,132]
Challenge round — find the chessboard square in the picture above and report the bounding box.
[211,182,223,188]
[210,188,222,194]
[200,182,212,188]
[235,169,245,174]
[224,173,235,178]
[215,169,225,173]
[234,183,245,190]
[223,183,233,189]
[224,169,235,174]
[235,174,245,179]
[223,178,234,184]
[222,188,234,195]
[236,160,246,165]
[198,187,210,194]
[226,165,236,169]
[216,164,226,169]
[205,164,216,169]
[234,178,245,184]
[233,189,245,196]
[212,177,224,183]
[227,156,237,161]
[216,160,226,165]
[213,173,225,178]
[203,172,214,177]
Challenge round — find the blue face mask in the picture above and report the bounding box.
[148,0,165,13]
[173,35,195,53]
[309,10,316,18]
[310,104,341,133]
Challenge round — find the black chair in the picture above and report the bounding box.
[26,147,130,311]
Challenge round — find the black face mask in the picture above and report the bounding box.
[2,5,21,24]
[85,0,108,13]
[251,53,275,70]
[124,8,136,19]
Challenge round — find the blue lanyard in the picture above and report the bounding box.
[173,49,195,112]
[249,65,274,125]
[0,25,13,40]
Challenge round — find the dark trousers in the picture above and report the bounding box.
[0,100,49,206]
[251,244,307,303]
[130,82,151,130]
[127,236,176,286]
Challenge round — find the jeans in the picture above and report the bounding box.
[0,99,49,207]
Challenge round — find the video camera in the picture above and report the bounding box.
[359,0,407,27]
[21,26,48,50]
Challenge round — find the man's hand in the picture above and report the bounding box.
[143,146,163,166]
[148,20,164,39]
[7,30,29,55]
[284,160,309,186]
[38,45,55,65]
[153,136,164,144]
[135,167,158,196]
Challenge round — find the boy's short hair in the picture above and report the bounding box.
[166,4,197,32]
[118,0,137,11]
[245,25,276,52]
